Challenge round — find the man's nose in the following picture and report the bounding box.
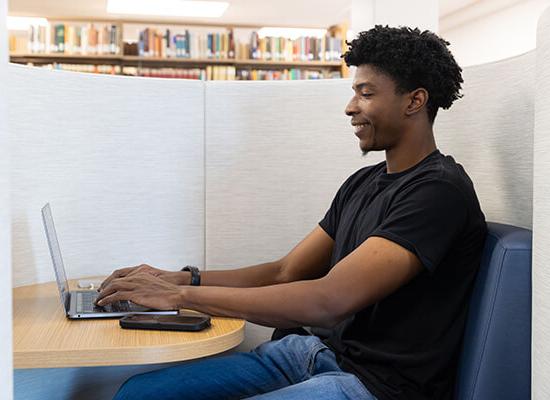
[345,98,358,116]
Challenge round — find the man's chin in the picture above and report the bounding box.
[360,144,372,157]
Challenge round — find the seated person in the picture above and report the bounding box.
[97,25,487,400]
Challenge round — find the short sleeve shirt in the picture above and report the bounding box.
[319,149,487,400]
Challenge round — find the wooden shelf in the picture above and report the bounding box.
[10,53,343,69]
[8,18,348,78]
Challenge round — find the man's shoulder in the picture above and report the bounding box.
[407,152,474,190]
[343,160,386,186]
[400,152,482,215]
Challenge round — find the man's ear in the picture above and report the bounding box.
[405,88,429,117]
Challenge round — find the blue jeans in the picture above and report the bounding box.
[113,334,377,400]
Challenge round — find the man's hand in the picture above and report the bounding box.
[95,272,185,310]
[99,264,187,292]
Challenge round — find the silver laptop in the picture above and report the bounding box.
[42,203,178,319]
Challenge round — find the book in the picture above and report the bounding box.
[55,24,65,53]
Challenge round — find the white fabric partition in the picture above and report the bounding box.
[1,0,13,399]
[9,66,206,400]
[533,6,550,399]
[435,51,535,230]
[205,79,376,270]
[9,66,205,287]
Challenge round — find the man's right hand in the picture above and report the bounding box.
[98,264,189,292]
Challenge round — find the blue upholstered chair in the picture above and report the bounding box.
[455,222,532,400]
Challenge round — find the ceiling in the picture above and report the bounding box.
[7,0,520,29]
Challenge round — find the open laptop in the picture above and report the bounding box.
[41,203,178,319]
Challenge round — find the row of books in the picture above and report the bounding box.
[249,32,343,62]
[27,63,341,81]
[14,23,344,63]
[124,67,206,80]
[133,28,343,61]
[25,23,120,55]
[137,28,236,59]
[124,66,339,80]
[237,69,342,80]
[40,63,121,75]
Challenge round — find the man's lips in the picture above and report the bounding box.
[352,122,370,135]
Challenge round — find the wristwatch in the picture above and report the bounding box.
[181,265,201,286]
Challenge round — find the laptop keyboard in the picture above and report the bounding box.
[76,291,132,313]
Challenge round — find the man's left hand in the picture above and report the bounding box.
[95,272,185,310]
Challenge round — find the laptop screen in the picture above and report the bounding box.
[41,203,70,313]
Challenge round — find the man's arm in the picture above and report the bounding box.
[199,226,334,287]
[99,226,334,290]
[97,235,423,329]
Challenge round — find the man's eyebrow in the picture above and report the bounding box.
[352,82,377,90]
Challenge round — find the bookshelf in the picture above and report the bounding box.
[9,18,349,80]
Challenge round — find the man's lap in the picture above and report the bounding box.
[113,334,376,400]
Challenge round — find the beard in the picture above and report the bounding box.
[360,129,376,157]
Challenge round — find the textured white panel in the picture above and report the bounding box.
[435,51,535,229]
[9,66,205,286]
[533,6,550,400]
[1,0,14,398]
[205,79,382,269]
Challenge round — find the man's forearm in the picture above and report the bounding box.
[180,260,286,288]
[178,278,340,329]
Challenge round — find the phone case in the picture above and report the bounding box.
[119,315,211,332]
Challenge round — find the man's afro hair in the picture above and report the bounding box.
[343,25,463,123]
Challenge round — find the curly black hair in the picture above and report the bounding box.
[343,25,463,124]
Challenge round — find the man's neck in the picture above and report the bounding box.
[385,131,437,174]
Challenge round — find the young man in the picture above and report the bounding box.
[97,25,487,400]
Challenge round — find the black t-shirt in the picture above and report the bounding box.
[318,149,487,400]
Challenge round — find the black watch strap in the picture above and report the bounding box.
[181,265,201,286]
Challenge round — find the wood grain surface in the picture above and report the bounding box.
[13,279,245,368]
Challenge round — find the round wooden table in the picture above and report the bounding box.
[13,279,245,368]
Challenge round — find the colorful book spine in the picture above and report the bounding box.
[55,24,65,53]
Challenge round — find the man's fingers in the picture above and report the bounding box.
[95,285,118,302]
[99,274,120,291]
[96,281,133,303]
[96,291,132,306]
[99,267,135,291]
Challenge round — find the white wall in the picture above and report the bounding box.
[350,0,438,38]
[441,0,550,67]
[1,0,13,398]
[532,6,550,399]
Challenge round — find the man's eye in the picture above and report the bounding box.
[362,93,373,98]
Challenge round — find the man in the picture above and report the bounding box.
[97,25,487,400]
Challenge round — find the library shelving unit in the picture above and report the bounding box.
[8,18,349,81]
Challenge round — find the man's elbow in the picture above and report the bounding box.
[313,292,351,329]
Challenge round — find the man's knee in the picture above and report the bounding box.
[253,333,308,357]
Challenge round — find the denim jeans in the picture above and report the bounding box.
[113,334,377,400]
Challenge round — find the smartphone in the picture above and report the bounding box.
[119,313,211,332]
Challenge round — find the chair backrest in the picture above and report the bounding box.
[455,222,532,400]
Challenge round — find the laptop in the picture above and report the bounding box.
[41,203,178,319]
